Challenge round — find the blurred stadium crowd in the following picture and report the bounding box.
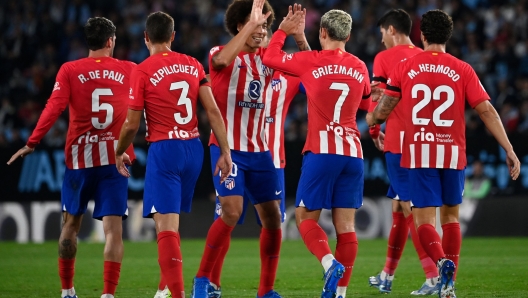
[0,0,527,148]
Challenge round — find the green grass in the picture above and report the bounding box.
[1,238,527,297]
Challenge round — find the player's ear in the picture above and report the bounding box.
[170,31,175,42]
[345,33,350,43]
[420,32,426,45]
[389,25,395,35]
[144,31,150,42]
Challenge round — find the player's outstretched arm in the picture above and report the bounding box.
[367,94,401,126]
[211,0,271,70]
[475,100,520,180]
[115,109,141,178]
[199,85,232,183]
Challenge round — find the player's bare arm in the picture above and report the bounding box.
[474,100,521,180]
[199,85,232,183]
[115,109,141,178]
[368,94,401,126]
[6,145,35,165]
[289,4,310,51]
[211,0,271,69]
[370,81,383,102]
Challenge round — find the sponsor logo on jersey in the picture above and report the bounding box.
[248,80,262,100]
[215,203,222,216]
[265,117,274,123]
[225,178,235,190]
[271,78,282,91]
[53,82,60,91]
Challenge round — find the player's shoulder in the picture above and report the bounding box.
[343,51,368,70]
[109,58,137,72]
[209,45,224,57]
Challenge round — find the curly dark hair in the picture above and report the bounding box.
[146,12,174,44]
[224,0,275,36]
[377,9,412,36]
[84,17,116,51]
[420,9,453,45]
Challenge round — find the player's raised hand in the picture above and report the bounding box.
[215,152,233,184]
[279,6,304,35]
[373,131,385,151]
[291,4,307,36]
[505,150,521,180]
[116,153,131,178]
[7,145,35,165]
[249,0,271,27]
[371,81,384,102]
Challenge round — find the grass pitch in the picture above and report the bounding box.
[1,238,527,297]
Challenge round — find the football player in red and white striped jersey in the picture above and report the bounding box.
[192,2,310,298]
[368,10,520,298]
[7,17,135,298]
[263,9,371,298]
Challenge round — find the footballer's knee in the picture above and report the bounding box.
[61,212,82,235]
[220,208,242,226]
[256,200,282,229]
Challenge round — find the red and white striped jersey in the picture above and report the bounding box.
[128,51,209,143]
[208,46,274,152]
[27,57,136,169]
[264,71,301,168]
[385,51,489,169]
[263,30,371,158]
[369,45,423,154]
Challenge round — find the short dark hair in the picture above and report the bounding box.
[420,9,453,45]
[224,0,275,36]
[84,17,116,51]
[377,9,412,36]
[146,12,174,44]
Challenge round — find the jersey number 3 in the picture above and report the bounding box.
[170,81,193,125]
[412,84,454,127]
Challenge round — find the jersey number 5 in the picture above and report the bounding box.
[170,81,193,125]
[412,84,454,127]
[92,88,114,130]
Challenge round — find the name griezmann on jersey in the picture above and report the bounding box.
[312,64,365,83]
[406,63,461,81]
[150,64,200,86]
[77,69,125,84]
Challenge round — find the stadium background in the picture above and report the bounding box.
[0,0,527,242]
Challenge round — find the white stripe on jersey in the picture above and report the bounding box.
[399,131,404,153]
[240,55,252,151]
[84,143,93,168]
[269,75,287,168]
[226,57,241,149]
[335,133,344,155]
[346,135,358,157]
[251,55,266,152]
[72,145,79,169]
[436,145,445,168]
[409,144,416,168]
[450,145,459,169]
[320,131,328,153]
[99,142,109,166]
[264,83,272,155]
[114,140,118,151]
[421,144,430,168]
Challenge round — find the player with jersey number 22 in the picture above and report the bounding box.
[115,12,232,298]
[264,8,371,298]
[367,9,521,298]
[7,17,136,298]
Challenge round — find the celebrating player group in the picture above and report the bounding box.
[7,0,521,298]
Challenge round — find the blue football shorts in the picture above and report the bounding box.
[214,168,286,225]
[143,138,203,218]
[409,168,465,208]
[385,152,410,201]
[296,152,364,210]
[62,164,128,220]
[210,145,281,205]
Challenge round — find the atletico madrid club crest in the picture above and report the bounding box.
[271,78,282,91]
[225,178,235,190]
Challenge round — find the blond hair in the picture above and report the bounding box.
[320,10,352,41]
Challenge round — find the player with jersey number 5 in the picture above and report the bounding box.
[367,9,521,298]
[7,17,136,298]
[114,12,232,298]
[191,1,310,298]
[263,8,372,298]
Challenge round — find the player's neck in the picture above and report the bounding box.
[424,43,446,53]
[322,40,346,52]
[392,35,414,47]
[242,43,258,53]
[88,49,112,59]
[149,44,172,56]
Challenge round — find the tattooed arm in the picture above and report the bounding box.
[366,94,401,126]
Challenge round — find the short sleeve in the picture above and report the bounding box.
[359,68,372,111]
[128,68,147,111]
[384,61,403,98]
[464,65,490,108]
[197,61,210,87]
[372,53,388,89]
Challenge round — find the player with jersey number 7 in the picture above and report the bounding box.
[7,17,136,298]
[115,12,232,298]
[367,9,521,298]
[263,8,372,298]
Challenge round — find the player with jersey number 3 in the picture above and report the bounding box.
[115,12,232,298]
[367,9,521,298]
[7,17,136,298]
[264,8,372,298]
